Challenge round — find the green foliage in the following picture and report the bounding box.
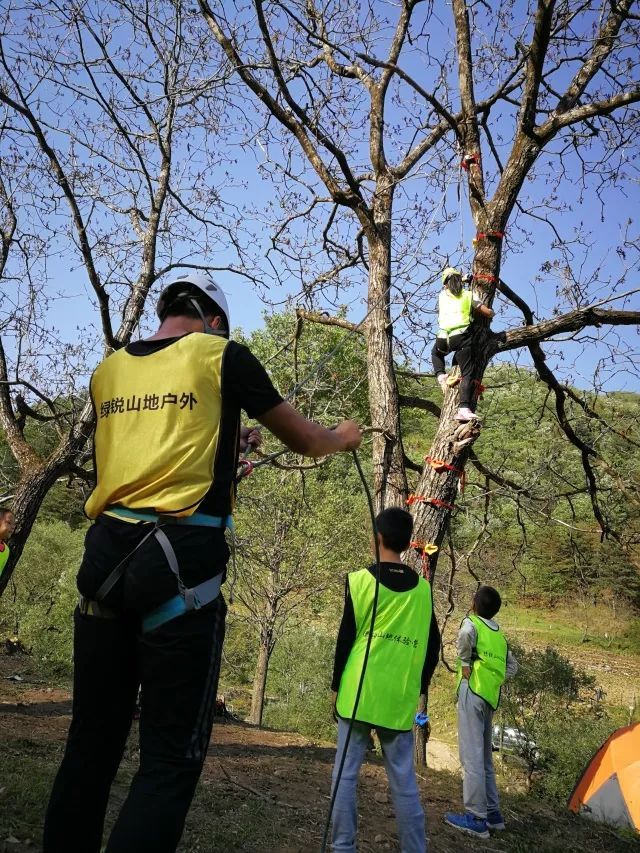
[501,641,625,803]
[531,706,623,803]
[262,626,336,740]
[0,521,85,672]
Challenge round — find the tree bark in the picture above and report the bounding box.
[248,630,273,727]
[0,406,93,597]
[366,180,407,511]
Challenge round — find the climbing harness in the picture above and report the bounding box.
[85,507,233,633]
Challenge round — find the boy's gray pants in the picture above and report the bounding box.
[457,680,500,819]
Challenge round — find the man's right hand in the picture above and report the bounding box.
[334,420,362,451]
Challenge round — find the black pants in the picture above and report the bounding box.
[43,515,228,853]
[431,330,476,408]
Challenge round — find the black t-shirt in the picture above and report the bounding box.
[126,335,283,516]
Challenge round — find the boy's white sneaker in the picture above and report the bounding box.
[455,407,481,422]
[436,373,448,392]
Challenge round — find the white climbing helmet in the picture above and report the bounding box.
[441,267,461,287]
[157,272,230,336]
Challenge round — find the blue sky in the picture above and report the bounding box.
[3,0,639,396]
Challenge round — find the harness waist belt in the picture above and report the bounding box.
[94,507,231,633]
[105,505,233,528]
[438,323,469,338]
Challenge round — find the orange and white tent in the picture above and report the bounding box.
[568,722,640,832]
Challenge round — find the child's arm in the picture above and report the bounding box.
[457,617,476,679]
[473,303,495,320]
[505,649,518,678]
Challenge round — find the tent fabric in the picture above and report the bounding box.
[568,722,640,832]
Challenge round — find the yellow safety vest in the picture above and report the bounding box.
[0,542,9,576]
[456,614,507,710]
[85,333,229,519]
[438,289,473,337]
[336,568,432,731]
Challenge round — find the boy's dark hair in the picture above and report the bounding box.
[161,290,228,332]
[0,507,13,519]
[375,507,413,554]
[474,585,502,619]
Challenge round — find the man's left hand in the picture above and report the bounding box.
[240,426,262,452]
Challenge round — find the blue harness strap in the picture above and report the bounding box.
[143,574,223,633]
[93,506,232,633]
[105,505,233,529]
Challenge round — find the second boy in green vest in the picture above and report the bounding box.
[445,585,518,840]
[330,508,440,852]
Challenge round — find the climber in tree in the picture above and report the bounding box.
[432,267,494,423]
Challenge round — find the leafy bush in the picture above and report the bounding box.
[501,641,625,802]
[0,521,85,672]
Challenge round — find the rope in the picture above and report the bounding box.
[319,449,381,853]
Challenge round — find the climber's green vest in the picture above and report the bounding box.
[438,289,473,337]
[0,542,9,577]
[336,568,432,731]
[85,333,228,520]
[456,614,507,710]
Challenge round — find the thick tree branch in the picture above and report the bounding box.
[398,394,441,418]
[498,306,640,351]
[295,308,362,334]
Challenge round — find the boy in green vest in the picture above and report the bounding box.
[330,507,440,852]
[0,508,15,580]
[445,585,518,839]
[431,267,495,422]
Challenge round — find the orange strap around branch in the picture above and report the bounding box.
[473,273,498,284]
[461,153,481,171]
[424,456,466,494]
[407,494,455,511]
[474,231,504,242]
[410,541,438,581]
[425,455,463,476]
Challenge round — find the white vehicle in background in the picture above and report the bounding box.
[492,724,540,764]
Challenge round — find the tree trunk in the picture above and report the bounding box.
[248,630,273,727]
[413,692,428,767]
[409,229,505,577]
[366,181,407,511]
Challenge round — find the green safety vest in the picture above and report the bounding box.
[0,542,9,577]
[438,289,473,337]
[336,568,432,731]
[456,614,507,710]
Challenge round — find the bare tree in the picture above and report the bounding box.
[232,466,367,726]
[0,0,248,595]
[199,0,640,577]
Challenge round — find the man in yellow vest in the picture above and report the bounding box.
[331,507,440,852]
[445,585,518,839]
[0,508,15,580]
[431,267,495,422]
[43,273,361,853]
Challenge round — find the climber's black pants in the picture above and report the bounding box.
[431,330,476,408]
[43,515,228,853]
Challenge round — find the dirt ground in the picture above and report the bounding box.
[1,655,637,853]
